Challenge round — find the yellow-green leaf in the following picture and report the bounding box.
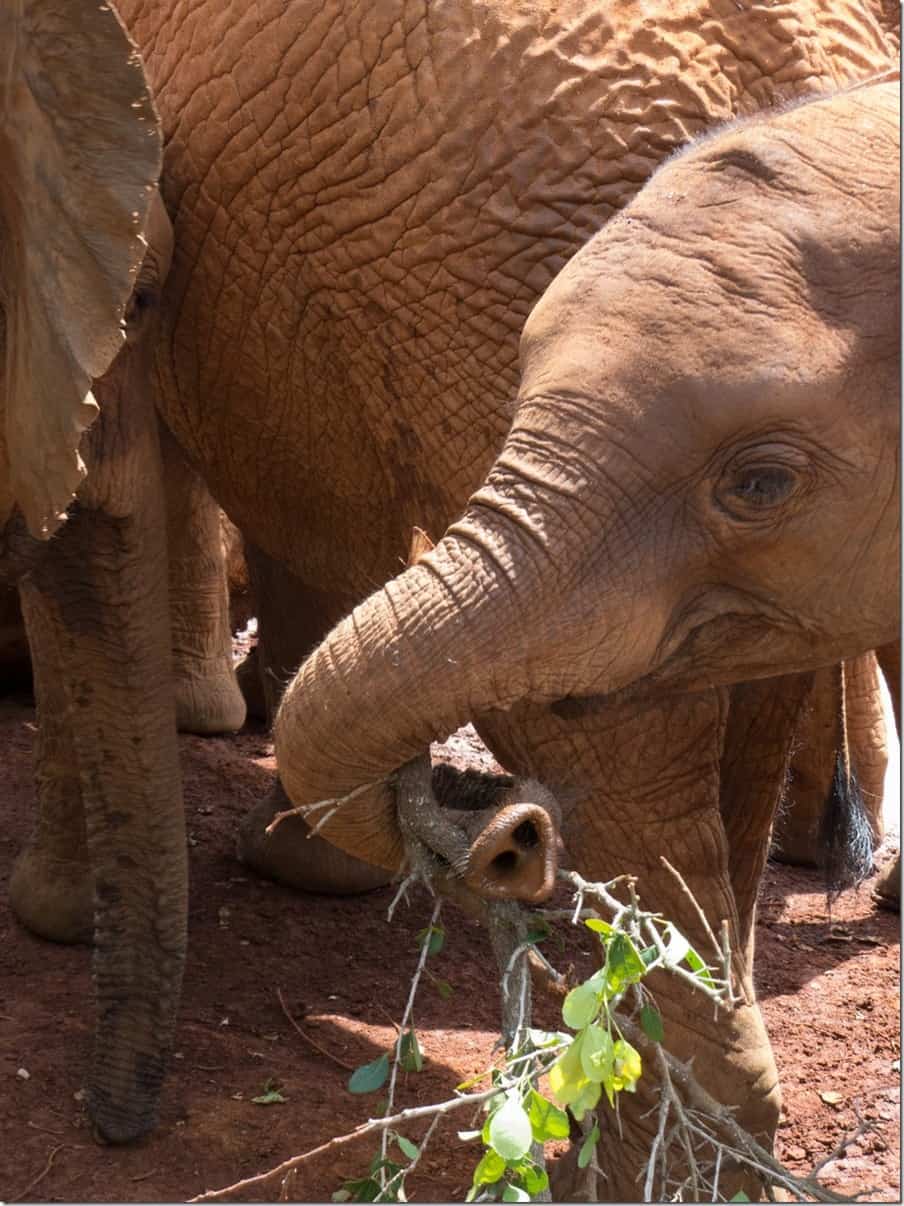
[569,1078,602,1122]
[563,982,600,1030]
[527,1090,570,1141]
[612,1039,642,1093]
[548,1034,589,1108]
[579,1023,614,1086]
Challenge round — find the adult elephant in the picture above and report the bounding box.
[0,0,187,1146]
[116,0,897,882]
[274,81,900,1198]
[9,0,898,1162]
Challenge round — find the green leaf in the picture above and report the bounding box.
[684,946,717,990]
[501,1187,530,1202]
[432,978,454,1001]
[639,944,659,967]
[348,1053,390,1094]
[526,1028,568,1049]
[584,918,614,936]
[603,933,646,998]
[399,1030,423,1073]
[577,1123,600,1169]
[332,1191,352,1202]
[729,1194,751,1203]
[342,1177,382,1203]
[526,1090,570,1142]
[562,981,601,1030]
[251,1087,287,1105]
[395,1134,419,1161]
[525,919,552,944]
[472,1148,507,1187]
[417,925,445,956]
[513,1161,550,1196]
[488,1094,533,1161]
[640,1004,664,1043]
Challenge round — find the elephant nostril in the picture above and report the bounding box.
[512,820,539,849]
[491,849,520,875]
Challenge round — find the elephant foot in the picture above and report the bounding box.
[237,784,391,894]
[9,845,94,943]
[873,852,900,912]
[235,644,268,723]
[175,662,246,734]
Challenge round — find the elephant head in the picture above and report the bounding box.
[273,80,900,874]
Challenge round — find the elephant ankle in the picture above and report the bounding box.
[237,793,391,894]
[9,846,94,944]
[174,662,246,734]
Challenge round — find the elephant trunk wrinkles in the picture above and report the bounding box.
[274,517,556,871]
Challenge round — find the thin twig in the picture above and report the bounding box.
[25,1121,64,1137]
[10,1144,71,1202]
[660,856,723,963]
[379,898,443,1187]
[189,1082,511,1202]
[131,1168,159,1183]
[276,987,355,1073]
[809,1116,878,1179]
[381,1111,444,1200]
[265,780,378,836]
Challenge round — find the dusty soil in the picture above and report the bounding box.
[0,693,899,1203]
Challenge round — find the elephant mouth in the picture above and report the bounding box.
[648,588,810,692]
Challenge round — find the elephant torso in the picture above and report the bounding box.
[121,0,896,591]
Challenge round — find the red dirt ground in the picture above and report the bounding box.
[0,694,899,1203]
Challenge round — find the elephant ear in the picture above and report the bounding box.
[0,0,162,538]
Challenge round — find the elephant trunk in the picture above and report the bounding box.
[274,518,560,874]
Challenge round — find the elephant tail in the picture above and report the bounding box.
[817,662,874,901]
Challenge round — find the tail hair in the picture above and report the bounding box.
[818,749,874,900]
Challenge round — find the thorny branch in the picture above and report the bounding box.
[192,835,877,1204]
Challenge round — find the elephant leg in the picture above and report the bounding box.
[772,656,887,865]
[14,337,188,1142]
[844,653,889,846]
[243,542,360,723]
[477,690,778,1202]
[8,579,93,943]
[235,642,267,722]
[720,672,814,965]
[873,850,900,911]
[875,639,900,730]
[237,544,390,893]
[160,423,245,735]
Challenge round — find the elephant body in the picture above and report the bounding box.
[4,0,899,1182]
[122,0,896,597]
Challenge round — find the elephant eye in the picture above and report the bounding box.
[715,461,801,518]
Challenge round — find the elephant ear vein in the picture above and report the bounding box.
[0,0,162,537]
